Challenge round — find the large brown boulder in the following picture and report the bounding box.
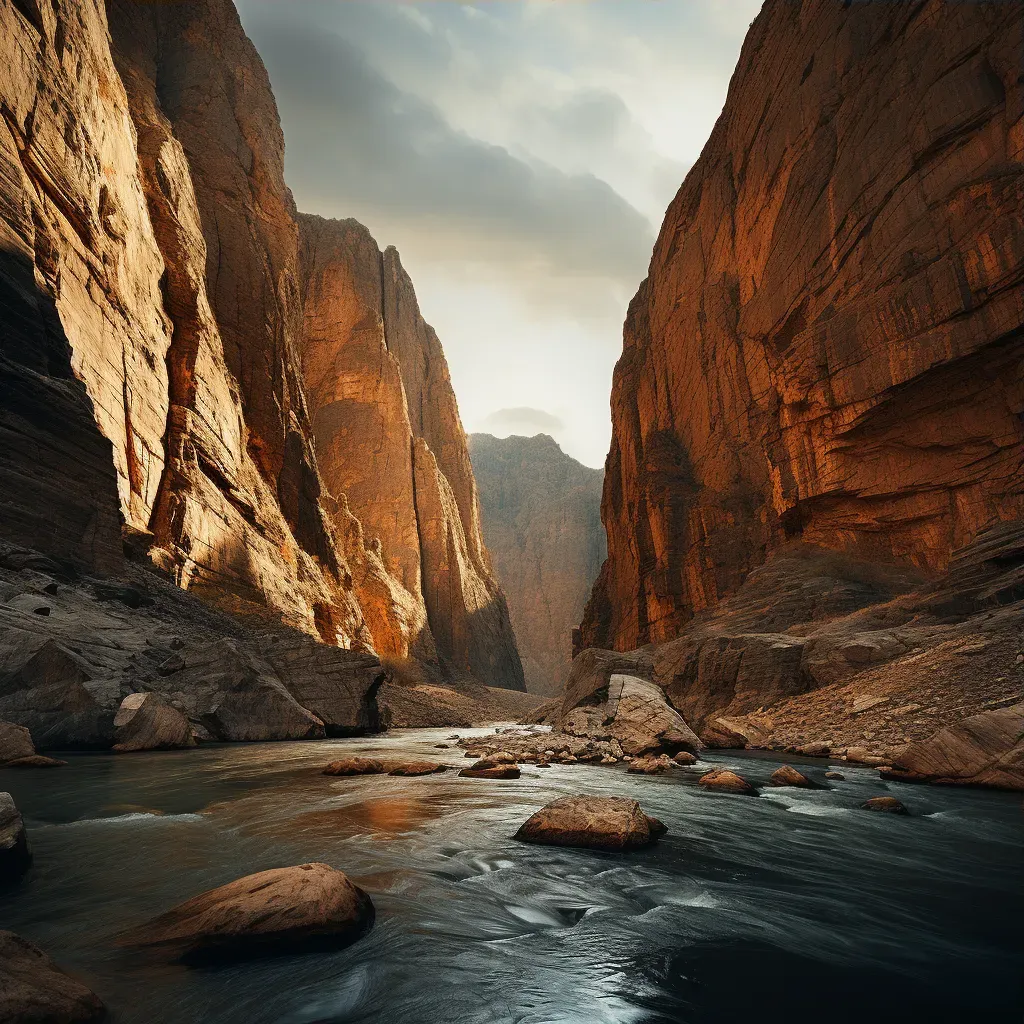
[0,931,104,1022]
[112,694,195,753]
[698,769,757,796]
[0,721,35,764]
[120,863,373,960]
[769,765,815,788]
[387,762,449,777]
[884,704,1024,790]
[0,792,30,882]
[514,796,666,851]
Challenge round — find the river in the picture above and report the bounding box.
[2,728,1021,1023]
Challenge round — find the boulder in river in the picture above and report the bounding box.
[323,757,385,776]
[112,693,195,753]
[0,931,104,1022]
[514,795,666,851]
[387,762,449,777]
[861,796,908,815]
[824,771,845,781]
[673,751,698,766]
[697,769,757,795]
[120,863,374,960]
[769,765,815,788]
[0,792,31,881]
[459,760,521,779]
[0,721,36,764]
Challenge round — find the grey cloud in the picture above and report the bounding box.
[241,16,654,288]
[481,408,565,436]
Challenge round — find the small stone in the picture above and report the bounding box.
[824,771,845,780]
[672,751,698,766]
[387,762,448,777]
[459,760,521,779]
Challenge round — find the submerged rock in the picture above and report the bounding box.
[120,863,374,960]
[514,795,666,851]
[323,758,385,777]
[0,793,31,881]
[0,931,104,1022]
[824,771,845,781]
[4,755,67,768]
[697,769,757,795]
[861,797,908,815]
[112,694,195,753]
[387,762,448,777]
[769,765,815,788]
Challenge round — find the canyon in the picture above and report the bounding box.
[0,0,525,750]
[573,0,1024,783]
[470,433,605,696]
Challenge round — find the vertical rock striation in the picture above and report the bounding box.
[469,434,605,694]
[580,0,1024,654]
[298,216,525,690]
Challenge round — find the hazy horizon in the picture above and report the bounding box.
[236,0,762,467]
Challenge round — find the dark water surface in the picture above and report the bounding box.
[2,729,1022,1023]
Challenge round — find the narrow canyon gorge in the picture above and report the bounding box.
[0,0,1022,1021]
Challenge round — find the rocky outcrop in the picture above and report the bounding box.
[297,217,524,691]
[0,792,30,881]
[0,552,386,749]
[0,720,35,764]
[580,0,1024,656]
[112,692,195,752]
[0,931,105,1022]
[514,796,666,851]
[884,704,1024,789]
[469,433,605,695]
[120,863,374,960]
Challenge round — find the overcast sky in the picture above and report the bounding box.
[236,0,762,468]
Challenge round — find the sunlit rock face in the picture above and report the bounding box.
[469,434,605,695]
[579,0,1024,654]
[0,0,371,644]
[298,217,525,690]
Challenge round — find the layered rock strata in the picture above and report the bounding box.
[580,0,1024,654]
[469,433,605,695]
[570,1,1024,786]
[297,216,524,690]
[0,0,523,738]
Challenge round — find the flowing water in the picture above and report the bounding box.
[2,728,1022,1023]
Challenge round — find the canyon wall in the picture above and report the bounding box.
[579,0,1024,655]
[470,434,605,695]
[298,217,525,691]
[0,0,523,699]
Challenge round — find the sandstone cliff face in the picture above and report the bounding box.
[469,434,605,695]
[580,0,1024,654]
[298,216,525,690]
[0,0,369,645]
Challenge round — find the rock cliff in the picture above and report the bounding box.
[298,217,525,691]
[0,0,525,748]
[571,0,1024,786]
[580,0,1024,654]
[469,434,604,694]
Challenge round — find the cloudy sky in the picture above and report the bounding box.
[235,0,762,468]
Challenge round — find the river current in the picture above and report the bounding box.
[2,728,1021,1023]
